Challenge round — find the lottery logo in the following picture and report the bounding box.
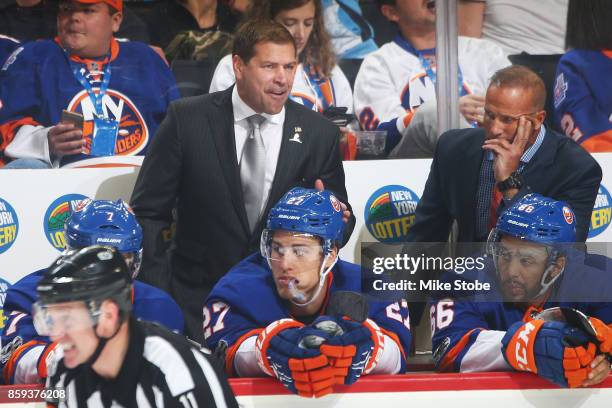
[44,194,89,251]
[364,185,420,243]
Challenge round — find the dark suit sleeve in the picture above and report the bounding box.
[316,123,356,245]
[406,142,453,242]
[131,102,183,291]
[554,158,601,242]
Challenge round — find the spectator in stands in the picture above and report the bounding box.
[0,199,184,385]
[322,0,377,60]
[458,0,568,56]
[0,0,149,42]
[353,0,509,158]
[431,194,612,388]
[131,20,353,343]
[0,34,19,65]
[144,0,238,64]
[0,0,179,168]
[204,188,410,396]
[406,65,601,243]
[553,0,611,152]
[210,0,353,116]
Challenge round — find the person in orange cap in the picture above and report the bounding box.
[0,0,179,168]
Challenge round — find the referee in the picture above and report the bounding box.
[35,246,238,408]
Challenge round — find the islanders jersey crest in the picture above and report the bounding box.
[67,89,149,156]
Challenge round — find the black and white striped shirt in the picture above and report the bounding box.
[46,317,238,408]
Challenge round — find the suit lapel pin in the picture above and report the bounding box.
[290,126,303,144]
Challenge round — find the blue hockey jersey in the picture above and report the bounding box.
[0,269,184,384]
[431,252,612,373]
[0,38,179,166]
[554,49,612,152]
[204,253,412,376]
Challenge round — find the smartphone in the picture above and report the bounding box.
[61,110,84,129]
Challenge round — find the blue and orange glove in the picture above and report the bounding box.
[501,320,596,387]
[256,319,335,398]
[589,317,612,355]
[312,316,385,385]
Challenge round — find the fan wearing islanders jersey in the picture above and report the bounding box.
[204,188,411,398]
[0,199,184,385]
[354,0,509,158]
[430,194,612,388]
[553,0,611,152]
[0,0,179,168]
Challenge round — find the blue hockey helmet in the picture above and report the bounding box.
[64,199,143,278]
[261,187,345,306]
[263,187,344,254]
[491,193,576,244]
[488,194,576,300]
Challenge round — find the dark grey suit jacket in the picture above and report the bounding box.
[406,127,602,243]
[131,87,354,291]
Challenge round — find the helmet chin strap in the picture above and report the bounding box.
[289,253,338,307]
[85,309,126,368]
[533,255,565,300]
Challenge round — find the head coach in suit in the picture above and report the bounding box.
[406,65,602,244]
[130,19,355,342]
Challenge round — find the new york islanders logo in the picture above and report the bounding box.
[43,194,89,251]
[0,197,18,255]
[399,74,471,113]
[330,195,342,212]
[588,185,612,239]
[400,73,436,112]
[562,206,574,225]
[364,185,420,243]
[67,89,149,156]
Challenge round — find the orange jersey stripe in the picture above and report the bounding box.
[224,328,263,377]
[437,328,483,372]
[582,130,612,153]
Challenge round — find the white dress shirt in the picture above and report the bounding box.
[232,86,285,215]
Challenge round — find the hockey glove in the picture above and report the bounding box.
[501,319,596,387]
[256,319,335,398]
[589,317,612,355]
[312,316,385,385]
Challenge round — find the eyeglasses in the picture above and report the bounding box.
[484,109,540,126]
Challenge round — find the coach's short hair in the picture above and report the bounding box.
[376,0,395,8]
[232,20,296,63]
[489,65,546,110]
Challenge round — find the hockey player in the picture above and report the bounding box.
[0,199,184,385]
[431,194,612,388]
[204,188,411,398]
[353,0,510,158]
[40,246,239,407]
[0,0,179,168]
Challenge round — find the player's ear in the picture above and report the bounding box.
[324,246,339,269]
[549,255,566,280]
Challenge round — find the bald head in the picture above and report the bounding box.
[489,65,546,111]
